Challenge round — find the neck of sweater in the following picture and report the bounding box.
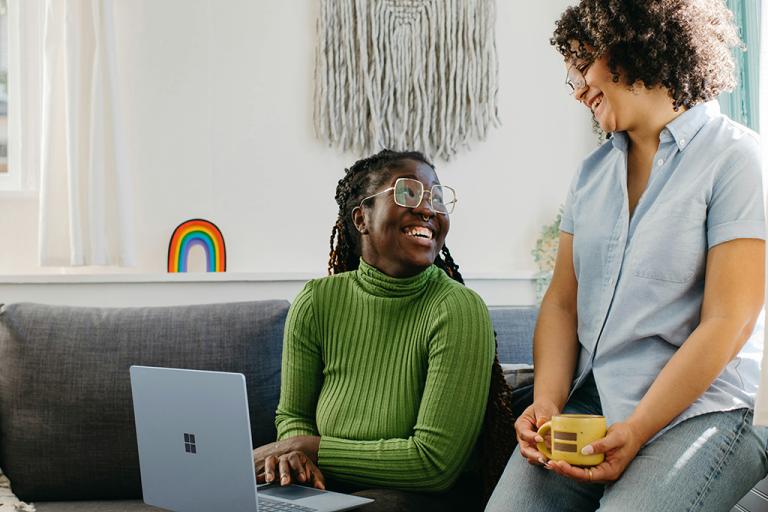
[355,258,437,298]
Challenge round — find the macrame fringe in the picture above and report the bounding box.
[0,473,35,512]
[314,0,499,161]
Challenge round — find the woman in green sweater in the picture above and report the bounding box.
[252,150,516,510]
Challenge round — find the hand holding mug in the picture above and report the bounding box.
[545,420,645,484]
[515,400,560,465]
[536,414,606,466]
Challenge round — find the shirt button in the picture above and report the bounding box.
[657,158,664,166]
[680,138,686,146]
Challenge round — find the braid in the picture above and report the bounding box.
[327,222,343,275]
[327,149,517,505]
[328,176,359,274]
[435,245,463,282]
[479,348,517,503]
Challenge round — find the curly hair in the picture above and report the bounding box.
[329,149,517,504]
[551,0,742,110]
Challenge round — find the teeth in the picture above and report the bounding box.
[405,226,433,240]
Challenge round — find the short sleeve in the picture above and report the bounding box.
[706,139,766,249]
[559,165,582,234]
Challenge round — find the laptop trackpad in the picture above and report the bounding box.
[260,484,327,500]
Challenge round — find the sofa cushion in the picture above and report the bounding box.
[489,307,537,365]
[0,301,289,502]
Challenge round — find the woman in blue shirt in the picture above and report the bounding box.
[487,1,767,511]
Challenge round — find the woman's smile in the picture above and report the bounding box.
[588,93,604,117]
[402,224,436,247]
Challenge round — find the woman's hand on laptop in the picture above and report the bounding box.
[259,450,326,490]
[253,435,321,464]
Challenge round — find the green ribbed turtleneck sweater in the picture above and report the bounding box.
[275,259,495,492]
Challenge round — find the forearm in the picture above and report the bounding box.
[627,317,754,444]
[533,296,579,409]
[318,434,469,492]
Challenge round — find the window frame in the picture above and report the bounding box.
[1,0,42,193]
[1,0,19,191]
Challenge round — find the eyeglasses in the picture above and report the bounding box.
[359,177,457,215]
[566,62,591,94]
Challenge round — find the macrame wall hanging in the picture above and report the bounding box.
[314,0,499,161]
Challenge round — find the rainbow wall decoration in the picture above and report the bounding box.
[167,219,226,273]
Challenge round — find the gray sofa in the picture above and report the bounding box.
[0,301,763,512]
[0,301,535,511]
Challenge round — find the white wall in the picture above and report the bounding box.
[0,1,591,305]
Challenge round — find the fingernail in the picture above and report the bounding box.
[281,476,289,485]
[535,436,544,443]
[538,457,545,465]
[581,445,594,455]
[266,474,273,482]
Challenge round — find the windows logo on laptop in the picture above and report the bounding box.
[183,433,197,454]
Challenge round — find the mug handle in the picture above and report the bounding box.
[536,421,552,459]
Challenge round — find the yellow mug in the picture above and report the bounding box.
[536,414,606,466]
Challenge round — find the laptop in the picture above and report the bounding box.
[130,366,373,512]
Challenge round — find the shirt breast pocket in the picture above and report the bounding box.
[630,212,707,284]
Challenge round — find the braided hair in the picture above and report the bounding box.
[328,149,517,504]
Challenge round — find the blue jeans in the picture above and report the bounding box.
[485,377,768,512]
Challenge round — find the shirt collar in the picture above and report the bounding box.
[610,100,719,153]
[664,100,719,151]
[611,132,628,152]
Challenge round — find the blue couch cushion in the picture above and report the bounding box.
[0,301,289,502]
[489,307,537,365]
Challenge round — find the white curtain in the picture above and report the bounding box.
[754,1,768,425]
[34,0,134,266]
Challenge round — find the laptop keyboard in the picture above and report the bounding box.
[259,496,318,511]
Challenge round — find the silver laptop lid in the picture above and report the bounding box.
[130,366,258,512]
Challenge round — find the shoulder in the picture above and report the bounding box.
[289,273,352,314]
[569,138,616,189]
[700,116,762,183]
[427,277,494,353]
[443,280,488,310]
[704,114,760,153]
[298,272,355,299]
[709,114,760,145]
[429,273,492,324]
[582,137,616,167]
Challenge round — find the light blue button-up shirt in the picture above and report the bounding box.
[560,101,765,440]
